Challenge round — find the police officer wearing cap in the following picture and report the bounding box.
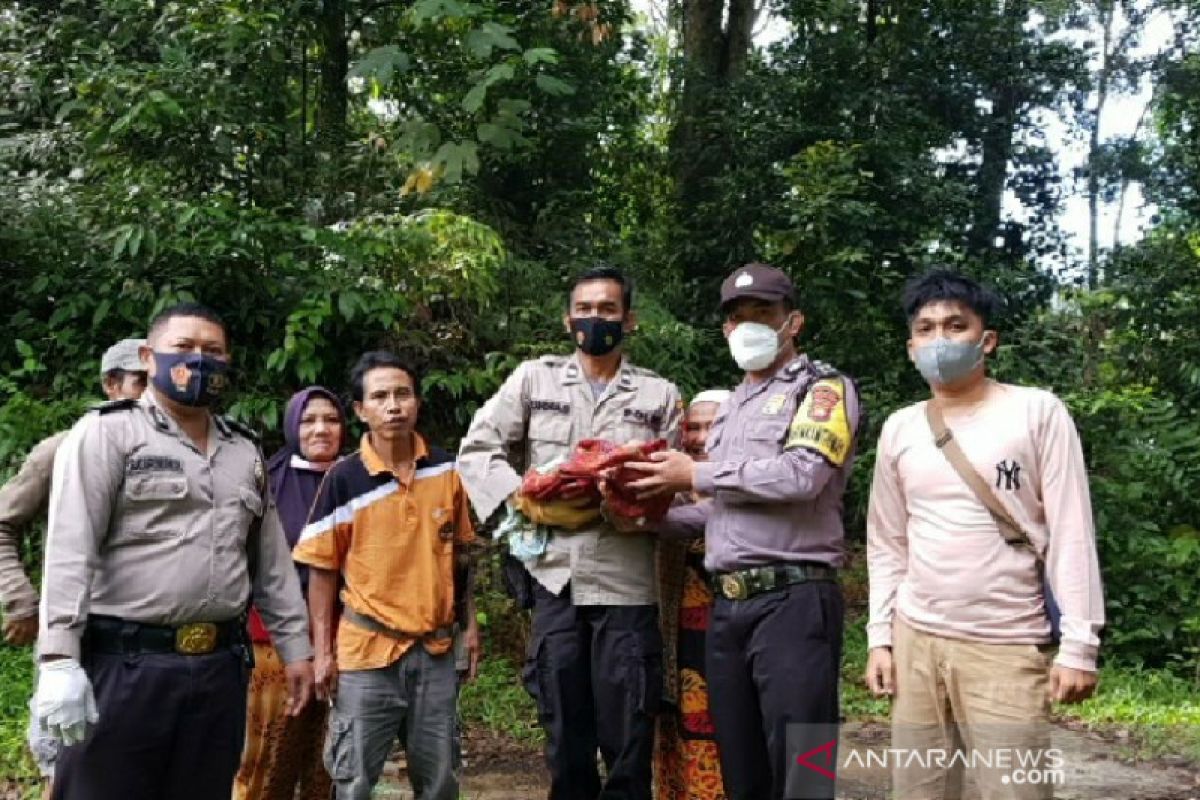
[458,265,683,800]
[34,303,314,800]
[2,338,147,648]
[629,263,861,800]
[0,339,147,791]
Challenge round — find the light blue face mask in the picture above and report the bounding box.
[912,336,986,386]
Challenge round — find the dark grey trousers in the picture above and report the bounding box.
[706,580,844,800]
[325,644,459,800]
[524,582,661,800]
[52,649,249,800]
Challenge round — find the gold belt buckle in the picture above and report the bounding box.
[720,574,748,601]
[175,622,219,655]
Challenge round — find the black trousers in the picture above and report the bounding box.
[706,580,844,800]
[52,648,249,800]
[524,583,661,800]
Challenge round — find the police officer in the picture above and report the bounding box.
[457,265,682,800]
[2,338,147,646]
[630,263,861,800]
[34,303,314,800]
[0,338,147,791]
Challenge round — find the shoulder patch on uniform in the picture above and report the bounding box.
[537,354,566,366]
[92,398,138,414]
[222,417,260,443]
[809,359,841,379]
[785,377,852,466]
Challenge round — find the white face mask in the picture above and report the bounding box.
[727,318,788,371]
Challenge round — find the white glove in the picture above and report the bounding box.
[35,659,99,746]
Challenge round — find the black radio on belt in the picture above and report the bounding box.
[85,616,244,656]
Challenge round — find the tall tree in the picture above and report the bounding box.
[667,0,760,293]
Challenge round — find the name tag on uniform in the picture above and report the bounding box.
[530,399,570,415]
[623,408,664,431]
[762,394,788,416]
[126,455,184,474]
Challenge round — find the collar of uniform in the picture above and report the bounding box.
[560,352,637,393]
[736,353,811,402]
[140,390,227,438]
[359,431,430,479]
[211,415,234,440]
[774,353,811,384]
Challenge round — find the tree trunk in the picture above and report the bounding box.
[670,0,760,292]
[1087,2,1115,289]
[315,0,347,220]
[724,0,758,77]
[969,0,1026,258]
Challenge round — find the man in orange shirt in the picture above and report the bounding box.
[294,351,477,800]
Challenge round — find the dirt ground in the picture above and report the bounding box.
[372,721,1199,800]
[3,719,1192,799]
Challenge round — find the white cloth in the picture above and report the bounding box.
[690,389,731,407]
[35,658,98,746]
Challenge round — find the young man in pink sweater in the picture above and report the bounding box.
[865,270,1104,799]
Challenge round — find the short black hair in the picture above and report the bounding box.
[148,302,228,342]
[902,270,1001,328]
[350,351,422,402]
[567,265,633,313]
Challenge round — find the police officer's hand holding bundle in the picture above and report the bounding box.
[35,657,99,745]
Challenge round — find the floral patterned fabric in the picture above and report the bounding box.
[655,538,726,800]
[233,642,332,800]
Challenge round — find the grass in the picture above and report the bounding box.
[837,607,1200,763]
[1065,664,1200,762]
[840,610,892,720]
[458,655,543,746]
[0,641,40,798]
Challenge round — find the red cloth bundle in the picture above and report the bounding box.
[519,438,673,522]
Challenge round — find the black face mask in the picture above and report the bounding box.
[570,317,624,356]
[151,351,229,407]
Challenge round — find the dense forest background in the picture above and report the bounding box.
[1,0,1198,675]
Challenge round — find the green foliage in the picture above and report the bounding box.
[458,656,543,745]
[0,644,38,789]
[1070,664,1200,761]
[2,0,1200,698]
[1069,386,1200,668]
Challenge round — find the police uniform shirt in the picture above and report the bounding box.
[458,353,683,605]
[0,430,67,621]
[664,354,862,573]
[38,392,312,664]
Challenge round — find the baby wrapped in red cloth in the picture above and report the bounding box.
[520,438,673,523]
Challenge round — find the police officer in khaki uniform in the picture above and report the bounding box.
[34,303,314,800]
[458,266,682,800]
[1,338,147,646]
[0,339,146,791]
[631,263,862,800]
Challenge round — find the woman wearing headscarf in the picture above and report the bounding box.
[234,387,345,800]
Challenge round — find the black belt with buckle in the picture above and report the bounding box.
[85,615,243,656]
[712,562,837,601]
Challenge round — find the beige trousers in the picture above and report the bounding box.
[891,620,1055,800]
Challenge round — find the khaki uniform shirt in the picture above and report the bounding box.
[458,353,683,605]
[0,431,67,621]
[38,392,312,664]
